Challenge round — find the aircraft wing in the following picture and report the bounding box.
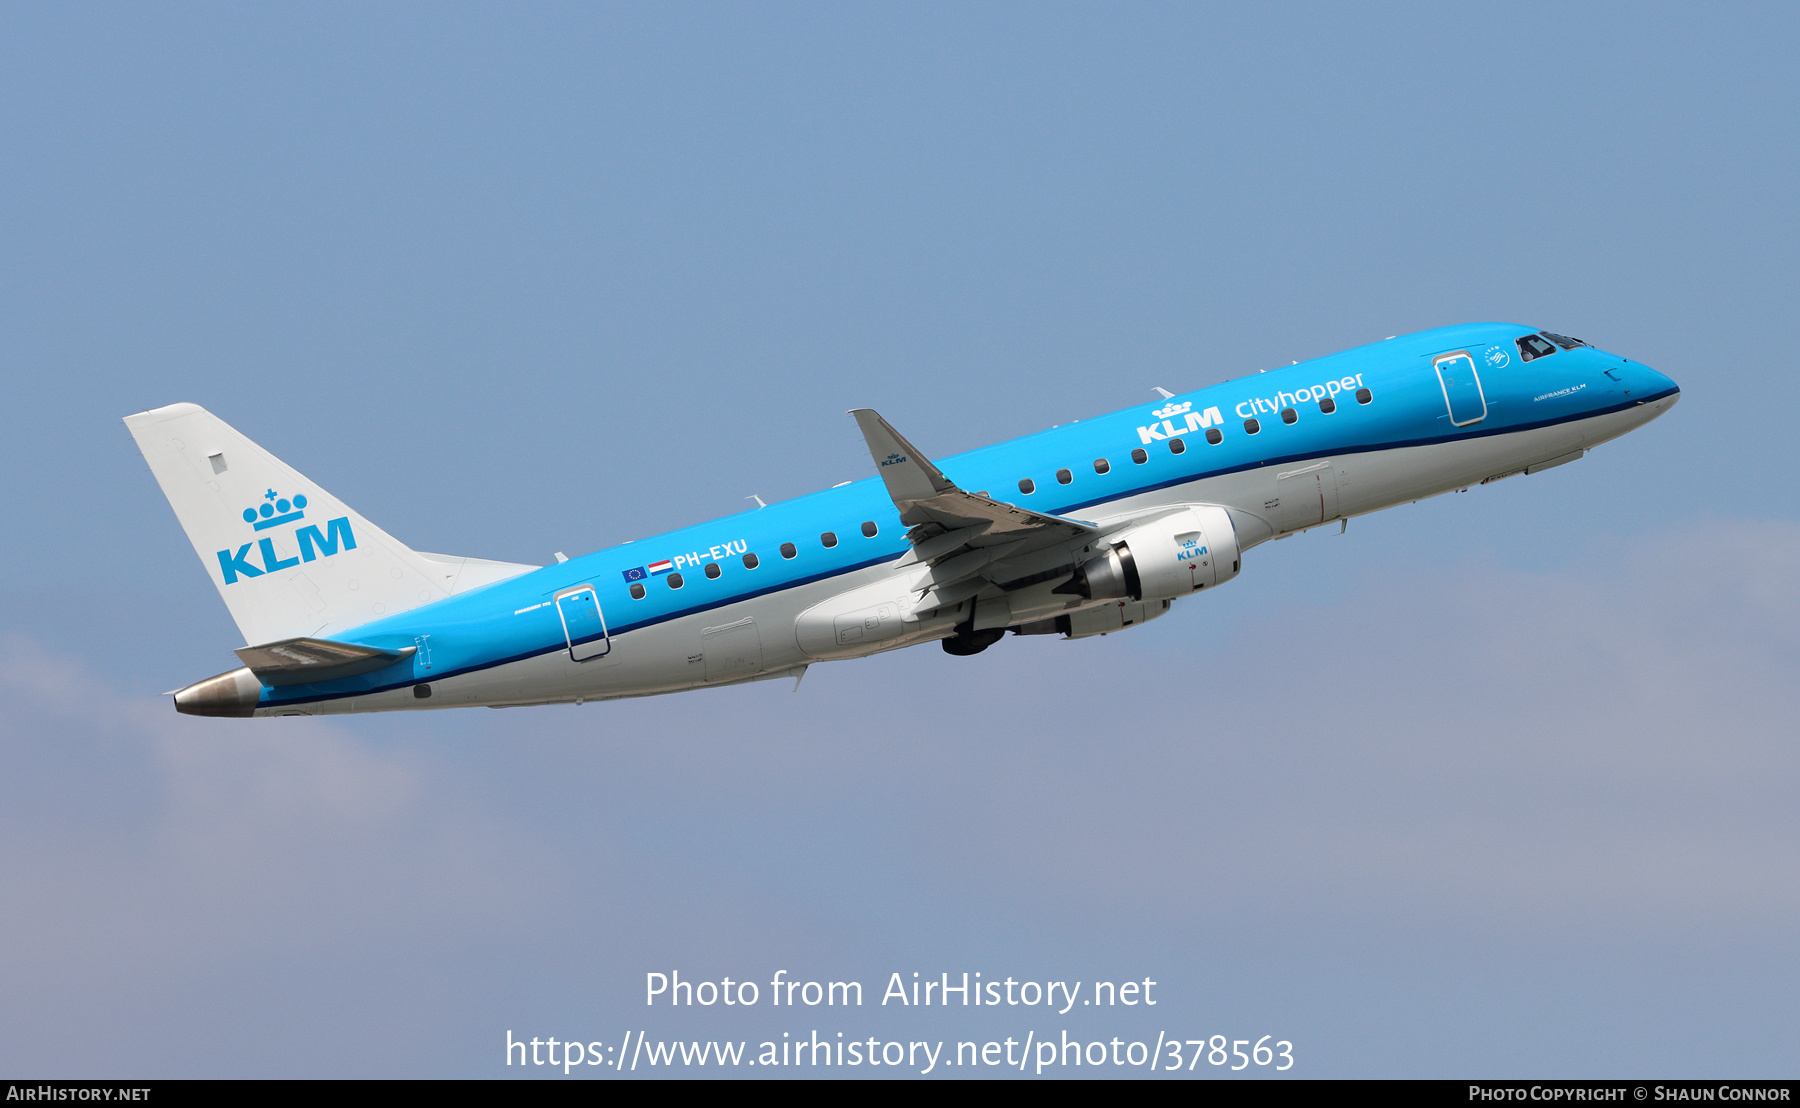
[850,409,1099,616]
[850,408,1097,547]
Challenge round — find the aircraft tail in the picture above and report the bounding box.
[124,403,535,646]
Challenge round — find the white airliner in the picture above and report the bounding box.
[126,323,1677,717]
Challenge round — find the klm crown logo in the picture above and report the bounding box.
[243,489,308,531]
[216,489,356,585]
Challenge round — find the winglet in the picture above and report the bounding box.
[849,409,957,507]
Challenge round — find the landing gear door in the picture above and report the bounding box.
[1434,351,1488,427]
[1272,460,1340,532]
[554,585,611,662]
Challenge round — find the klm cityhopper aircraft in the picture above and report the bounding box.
[128,323,1678,717]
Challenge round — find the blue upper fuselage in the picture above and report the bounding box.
[264,322,1677,706]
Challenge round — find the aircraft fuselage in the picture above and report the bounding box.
[144,322,1678,716]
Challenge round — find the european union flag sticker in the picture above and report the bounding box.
[622,566,647,583]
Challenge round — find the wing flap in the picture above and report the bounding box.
[909,539,1026,593]
[895,523,991,566]
[914,576,993,616]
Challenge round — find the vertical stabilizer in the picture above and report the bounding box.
[125,403,465,645]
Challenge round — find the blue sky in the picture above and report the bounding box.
[1,2,1796,1077]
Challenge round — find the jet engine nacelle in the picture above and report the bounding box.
[1057,505,1240,602]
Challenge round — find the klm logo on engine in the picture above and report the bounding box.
[1138,401,1224,445]
[216,489,356,585]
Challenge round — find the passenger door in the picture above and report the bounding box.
[554,585,611,661]
[1434,351,1488,426]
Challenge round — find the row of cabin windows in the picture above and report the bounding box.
[626,520,882,599]
[1015,387,1374,495]
[627,385,1382,597]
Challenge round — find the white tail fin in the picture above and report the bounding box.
[125,403,535,645]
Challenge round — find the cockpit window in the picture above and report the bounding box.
[1516,334,1558,361]
[1540,331,1589,351]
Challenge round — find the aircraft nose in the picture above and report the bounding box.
[1635,362,1679,400]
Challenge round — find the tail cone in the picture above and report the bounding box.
[173,667,264,717]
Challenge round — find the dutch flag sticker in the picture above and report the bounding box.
[647,559,674,576]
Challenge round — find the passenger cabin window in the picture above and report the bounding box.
[1056,468,1072,485]
[743,552,760,569]
[667,573,684,589]
[780,542,797,559]
[1319,396,1336,414]
[1541,331,1589,350]
[1018,478,1035,494]
[861,520,877,537]
[821,531,838,548]
[1281,407,1298,425]
[1244,418,1261,434]
[1204,427,1223,445]
[629,582,646,600]
[1355,388,1372,404]
[1093,458,1110,474]
[1516,334,1558,361]
[1131,448,1148,464]
[1168,437,1185,454]
[704,562,721,579]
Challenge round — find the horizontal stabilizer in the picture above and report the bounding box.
[234,637,416,687]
